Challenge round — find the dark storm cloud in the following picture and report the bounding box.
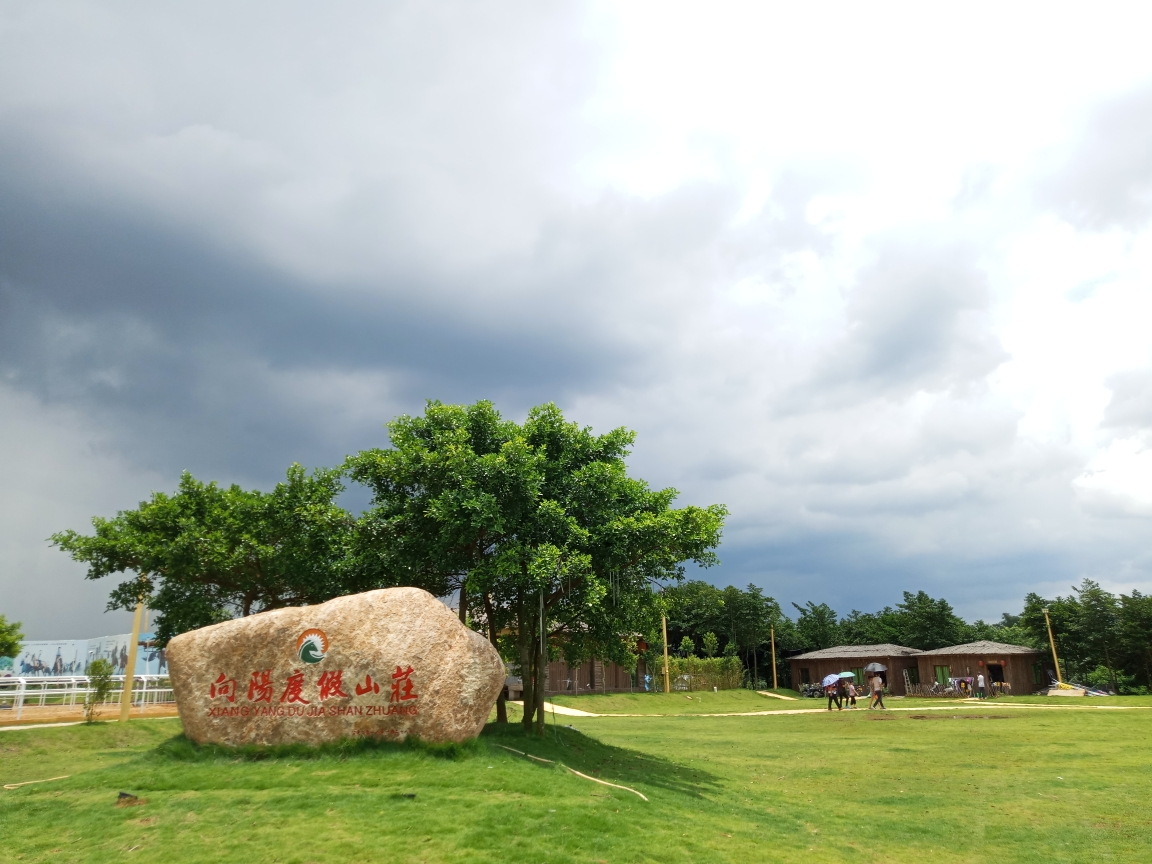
[1039,82,1152,230]
[0,177,636,481]
[0,122,762,486]
[715,529,1079,623]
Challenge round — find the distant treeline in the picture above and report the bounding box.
[660,579,1152,694]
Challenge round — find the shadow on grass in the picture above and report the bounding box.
[151,733,482,763]
[479,721,723,800]
[142,721,721,800]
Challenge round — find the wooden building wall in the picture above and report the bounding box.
[543,657,648,695]
[788,654,920,696]
[914,651,1044,695]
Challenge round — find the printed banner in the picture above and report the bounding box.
[7,633,168,677]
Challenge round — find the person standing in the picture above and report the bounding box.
[825,683,840,711]
[836,678,848,711]
[976,673,986,700]
[869,673,885,709]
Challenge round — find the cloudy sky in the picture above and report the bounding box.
[3,2,1152,639]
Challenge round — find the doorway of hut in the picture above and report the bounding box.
[987,663,1005,684]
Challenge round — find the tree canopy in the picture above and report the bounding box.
[1021,580,1152,691]
[52,465,393,645]
[0,614,23,658]
[346,400,728,733]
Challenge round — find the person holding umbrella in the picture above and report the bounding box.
[864,662,887,710]
[821,673,842,710]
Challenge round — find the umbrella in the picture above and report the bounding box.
[821,673,841,687]
[838,671,856,679]
[863,662,887,673]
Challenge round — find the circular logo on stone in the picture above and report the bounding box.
[296,628,329,664]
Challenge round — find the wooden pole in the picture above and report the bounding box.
[770,627,778,690]
[1043,607,1063,684]
[118,596,145,722]
[661,615,671,694]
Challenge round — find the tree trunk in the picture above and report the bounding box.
[484,593,507,723]
[518,594,535,733]
[458,583,468,624]
[1104,642,1119,693]
[534,591,547,737]
[752,647,758,690]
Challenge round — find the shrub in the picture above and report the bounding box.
[663,656,743,691]
[84,658,116,723]
[1083,665,1150,694]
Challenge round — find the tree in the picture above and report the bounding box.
[345,399,542,725]
[1118,591,1152,689]
[452,400,728,734]
[840,608,902,646]
[1021,582,1125,684]
[664,580,726,651]
[0,614,23,658]
[892,591,967,650]
[1021,591,1082,681]
[792,601,841,652]
[963,613,1036,648]
[701,631,719,658]
[52,465,388,646]
[726,584,781,688]
[679,636,696,657]
[346,401,727,736]
[1073,580,1121,692]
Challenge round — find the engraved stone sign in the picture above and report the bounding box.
[167,587,505,746]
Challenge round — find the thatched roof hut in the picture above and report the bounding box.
[788,644,920,694]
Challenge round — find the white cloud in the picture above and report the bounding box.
[1075,437,1152,516]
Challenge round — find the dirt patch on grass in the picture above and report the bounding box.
[907,714,1012,721]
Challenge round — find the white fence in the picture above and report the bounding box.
[0,675,174,720]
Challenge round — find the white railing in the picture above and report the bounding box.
[0,675,174,720]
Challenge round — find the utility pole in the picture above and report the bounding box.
[1043,607,1062,685]
[770,627,778,690]
[661,614,671,694]
[119,577,147,722]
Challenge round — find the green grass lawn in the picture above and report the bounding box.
[2,696,1150,863]
[549,688,809,714]
[549,689,1152,714]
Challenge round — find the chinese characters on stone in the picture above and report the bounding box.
[209,667,418,705]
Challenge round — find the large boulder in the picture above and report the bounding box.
[167,587,505,746]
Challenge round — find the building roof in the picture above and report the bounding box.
[789,640,1043,661]
[788,644,919,661]
[917,640,1042,656]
